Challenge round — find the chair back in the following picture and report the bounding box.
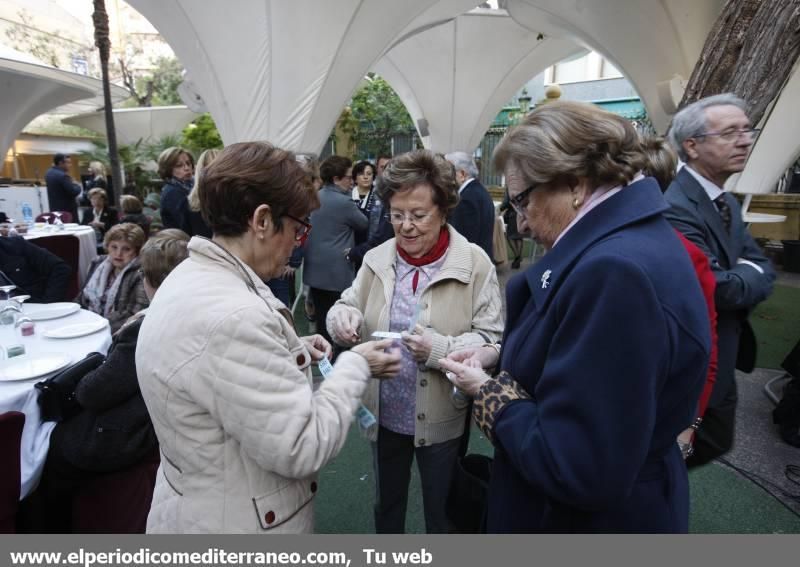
[71,447,160,533]
[28,235,80,299]
[35,212,74,224]
[0,411,25,533]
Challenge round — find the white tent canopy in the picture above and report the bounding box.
[127,0,480,154]
[374,8,583,151]
[62,105,199,146]
[506,0,724,133]
[0,44,129,156]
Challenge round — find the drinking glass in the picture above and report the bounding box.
[0,284,17,301]
[52,211,64,230]
[0,285,19,326]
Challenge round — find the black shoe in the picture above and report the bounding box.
[511,258,521,269]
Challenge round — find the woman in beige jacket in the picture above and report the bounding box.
[327,150,504,533]
[136,142,401,534]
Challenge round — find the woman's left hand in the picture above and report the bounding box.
[438,358,490,397]
[401,329,432,363]
[301,334,332,361]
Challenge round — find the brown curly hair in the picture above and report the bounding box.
[493,100,646,192]
[375,149,459,217]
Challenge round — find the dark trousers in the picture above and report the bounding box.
[371,426,461,534]
[309,287,342,346]
[687,378,738,468]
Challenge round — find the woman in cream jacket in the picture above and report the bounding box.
[327,150,504,533]
[136,142,400,533]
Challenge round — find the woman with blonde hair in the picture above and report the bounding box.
[87,161,108,189]
[77,223,149,333]
[181,148,220,237]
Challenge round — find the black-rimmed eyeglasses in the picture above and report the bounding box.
[509,183,541,214]
[285,214,312,245]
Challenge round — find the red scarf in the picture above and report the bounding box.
[396,227,450,293]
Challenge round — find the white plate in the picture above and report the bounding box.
[43,319,108,339]
[0,353,72,382]
[64,225,88,232]
[62,223,79,227]
[23,302,80,321]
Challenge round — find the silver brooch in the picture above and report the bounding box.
[541,269,551,289]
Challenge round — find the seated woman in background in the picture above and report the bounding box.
[119,195,151,237]
[77,223,148,333]
[42,229,191,533]
[81,188,118,244]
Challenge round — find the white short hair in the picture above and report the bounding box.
[445,151,479,178]
[668,93,748,162]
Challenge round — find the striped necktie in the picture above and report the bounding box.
[714,194,732,232]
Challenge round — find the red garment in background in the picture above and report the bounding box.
[676,231,718,419]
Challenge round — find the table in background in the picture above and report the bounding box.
[23,226,97,287]
[0,307,112,499]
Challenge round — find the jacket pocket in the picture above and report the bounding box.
[251,478,318,531]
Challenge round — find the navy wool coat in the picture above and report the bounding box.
[488,178,711,533]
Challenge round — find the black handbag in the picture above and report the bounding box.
[34,352,105,422]
[446,403,492,533]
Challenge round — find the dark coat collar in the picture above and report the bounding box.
[519,177,668,313]
[671,167,734,264]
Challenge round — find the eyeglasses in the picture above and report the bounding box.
[509,183,541,214]
[694,128,761,143]
[284,214,312,245]
[386,210,437,226]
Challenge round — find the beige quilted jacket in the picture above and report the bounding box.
[327,226,504,446]
[135,237,371,533]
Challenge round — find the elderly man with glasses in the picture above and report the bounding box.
[665,93,776,468]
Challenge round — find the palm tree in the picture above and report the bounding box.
[92,0,123,201]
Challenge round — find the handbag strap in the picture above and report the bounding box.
[457,401,474,457]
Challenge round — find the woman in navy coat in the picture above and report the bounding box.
[441,101,712,533]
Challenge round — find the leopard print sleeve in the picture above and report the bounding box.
[472,371,531,443]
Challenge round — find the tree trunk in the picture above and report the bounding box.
[93,0,124,202]
[679,0,800,125]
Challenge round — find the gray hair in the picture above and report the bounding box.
[668,93,748,162]
[445,151,479,178]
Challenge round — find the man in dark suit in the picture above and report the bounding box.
[445,151,495,260]
[45,153,81,220]
[664,93,776,467]
[0,236,71,303]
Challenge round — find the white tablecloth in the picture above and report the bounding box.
[24,226,98,287]
[0,306,112,499]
